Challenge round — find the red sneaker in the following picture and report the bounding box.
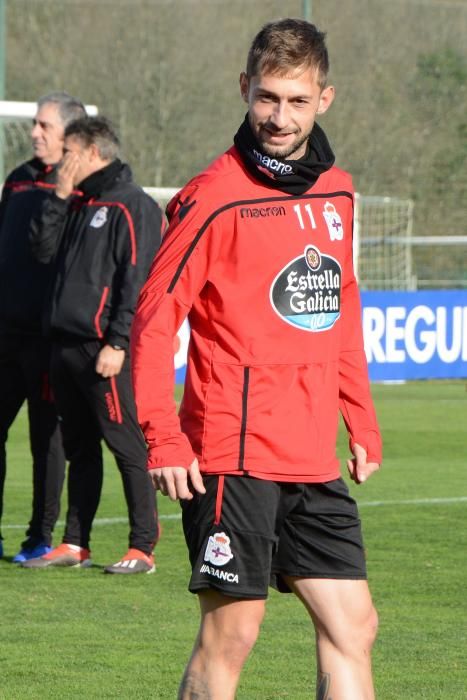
[21,543,92,569]
[104,548,155,574]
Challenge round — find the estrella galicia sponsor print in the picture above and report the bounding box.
[199,532,239,585]
[270,245,342,332]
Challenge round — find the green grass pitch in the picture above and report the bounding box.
[0,381,466,699]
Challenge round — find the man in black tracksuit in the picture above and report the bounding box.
[0,92,86,562]
[24,116,162,574]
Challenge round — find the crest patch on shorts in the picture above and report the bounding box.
[204,532,234,566]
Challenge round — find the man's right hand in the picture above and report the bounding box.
[148,458,206,501]
[55,151,80,199]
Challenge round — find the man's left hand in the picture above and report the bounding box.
[347,442,380,484]
[95,345,125,377]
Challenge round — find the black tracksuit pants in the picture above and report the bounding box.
[50,339,157,555]
[0,333,65,547]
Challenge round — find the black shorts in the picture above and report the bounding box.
[181,475,367,599]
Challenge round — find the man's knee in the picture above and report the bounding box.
[358,602,379,651]
[199,592,265,670]
[224,614,262,668]
[62,435,101,464]
[207,610,262,662]
[320,601,379,658]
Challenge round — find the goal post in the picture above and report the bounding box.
[143,186,179,212]
[0,100,98,119]
[144,189,417,291]
[145,189,417,292]
[354,193,416,290]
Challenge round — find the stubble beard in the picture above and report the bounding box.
[259,129,310,161]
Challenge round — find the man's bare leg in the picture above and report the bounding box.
[178,589,266,700]
[284,577,378,700]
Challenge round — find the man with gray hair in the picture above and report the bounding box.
[25,116,162,574]
[0,91,86,562]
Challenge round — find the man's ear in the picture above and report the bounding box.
[317,85,335,115]
[89,143,100,161]
[239,72,249,104]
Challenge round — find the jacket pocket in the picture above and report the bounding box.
[53,282,110,339]
[202,361,339,472]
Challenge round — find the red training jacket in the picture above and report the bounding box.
[131,147,382,482]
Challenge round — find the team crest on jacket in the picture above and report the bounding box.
[270,245,342,332]
[89,206,108,229]
[204,532,234,567]
[323,201,344,241]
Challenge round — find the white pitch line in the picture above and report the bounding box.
[2,497,466,531]
[358,496,467,507]
[1,513,182,530]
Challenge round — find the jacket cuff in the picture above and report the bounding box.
[51,192,71,209]
[146,440,195,471]
[105,333,129,350]
[349,431,382,465]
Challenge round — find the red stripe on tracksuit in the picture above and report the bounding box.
[109,376,123,424]
[94,286,109,338]
[88,201,137,265]
[214,476,225,526]
[4,180,81,193]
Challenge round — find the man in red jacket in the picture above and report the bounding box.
[132,18,381,699]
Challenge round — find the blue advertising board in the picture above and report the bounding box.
[173,291,467,383]
[361,290,467,381]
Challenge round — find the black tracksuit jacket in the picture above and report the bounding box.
[30,160,162,349]
[0,159,58,334]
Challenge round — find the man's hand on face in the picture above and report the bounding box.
[55,151,80,199]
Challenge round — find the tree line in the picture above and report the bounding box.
[4,0,467,280]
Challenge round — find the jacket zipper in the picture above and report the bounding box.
[238,366,250,471]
